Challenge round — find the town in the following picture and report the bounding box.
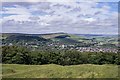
[2,33,118,53]
[3,41,118,53]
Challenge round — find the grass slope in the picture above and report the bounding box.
[2,64,119,78]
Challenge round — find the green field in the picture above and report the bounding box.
[2,64,119,78]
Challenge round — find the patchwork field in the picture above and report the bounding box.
[2,64,119,78]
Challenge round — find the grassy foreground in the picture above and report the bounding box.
[2,64,119,78]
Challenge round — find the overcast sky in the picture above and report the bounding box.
[1,0,118,34]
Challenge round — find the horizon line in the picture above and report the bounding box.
[1,32,118,35]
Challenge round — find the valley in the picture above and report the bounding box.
[1,33,118,53]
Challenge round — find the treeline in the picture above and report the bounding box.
[2,46,120,65]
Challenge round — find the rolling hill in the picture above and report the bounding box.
[1,33,118,48]
[2,33,81,45]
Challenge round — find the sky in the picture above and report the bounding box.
[1,0,119,34]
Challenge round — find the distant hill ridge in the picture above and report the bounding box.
[74,34,117,36]
[2,33,81,45]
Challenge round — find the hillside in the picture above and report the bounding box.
[2,64,118,78]
[2,33,118,49]
[2,33,68,39]
[41,32,68,39]
[5,35,48,42]
[2,33,80,45]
